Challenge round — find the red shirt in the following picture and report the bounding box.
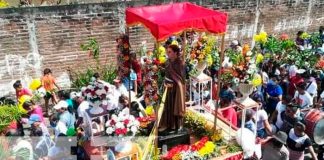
[288,75,304,96]
[221,106,238,127]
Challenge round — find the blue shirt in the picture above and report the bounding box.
[266,84,283,110]
[59,111,75,129]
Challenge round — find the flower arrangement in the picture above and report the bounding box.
[81,81,109,106]
[285,49,319,69]
[189,35,217,65]
[105,112,140,136]
[187,35,219,76]
[143,57,160,106]
[162,137,216,160]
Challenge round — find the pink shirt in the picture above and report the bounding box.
[16,88,32,99]
[31,105,44,123]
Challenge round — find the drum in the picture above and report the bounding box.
[304,109,324,145]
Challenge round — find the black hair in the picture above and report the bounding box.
[13,80,22,89]
[130,102,140,118]
[282,95,293,103]
[93,73,100,79]
[287,103,299,113]
[118,94,129,105]
[302,71,311,79]
[22,101,35,111]
[43,68,52,75]
[272,138,284,148]
[58,90,70,100]
[295,122,306,131]
[297,31,304,36]
[168,44,181,56]
[320,26,324,33]
[30,125,43,136]
[269,73,280,81]
[296,82,307,90]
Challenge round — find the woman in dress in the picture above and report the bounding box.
[160,44,186,133]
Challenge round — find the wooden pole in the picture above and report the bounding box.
[154,42,160,157]
[182,31,187,60]
[126,27,132,109]
[214,34,226,132]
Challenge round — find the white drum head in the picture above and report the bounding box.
[314,119,324,145]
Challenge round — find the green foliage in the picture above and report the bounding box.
[80,38,100,61]
[281,39,295,51]
[225,49,244,65]
[71,65,117,89]
[264,36,282,54]
[286,49,319,69]
[0,105,23,133]
[310,32,322,48]
[184,111,212,138]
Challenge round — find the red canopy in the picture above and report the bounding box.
[126,2,228,41]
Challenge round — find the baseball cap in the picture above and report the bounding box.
[28,114,41,125]
[70,92,82,99]
[54,100,68,110]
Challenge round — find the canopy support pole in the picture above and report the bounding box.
[154,42,160,157]
[182,31,187,60]
[214,34,225,132]
[126,27,132,109]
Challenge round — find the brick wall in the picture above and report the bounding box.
[0,0,323,97]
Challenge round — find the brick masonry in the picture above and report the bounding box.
[0,0,323,97]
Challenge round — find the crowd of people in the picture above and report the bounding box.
[214,26,324,160]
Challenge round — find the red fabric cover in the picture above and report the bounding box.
[224,152,243,160]
[126,2,227,41]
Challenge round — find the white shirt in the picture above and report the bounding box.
[293,91,313,108]
[306,81,317,99]
[114,84,128,99]
[288,65,298,78]
[254,109,268,130]
[321,91,324,99]
[262,72,269,84]
[77,101,89,118]
[55,121,68,138]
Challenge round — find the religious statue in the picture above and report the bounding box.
[160,44,186,134]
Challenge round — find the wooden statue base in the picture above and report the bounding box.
[158,128,190,149]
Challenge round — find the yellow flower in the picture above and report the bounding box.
[198,141,216,157]
[158,56,166,64]
[206,54,213,66]
[171,40,178,46]
[256,53,264,64]
[0,0,9,8]
[145,106,154,116]
[198,54,205,60]
[254,31,268,44]
[252,73,262,87]
[172,153,181,160]
[18,95,31,113]
[158,46,166,56]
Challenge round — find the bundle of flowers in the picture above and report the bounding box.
[143,57,160,106]
[189,35,217,66]
[187,35,219,76]
[106,112,140,136]
[162,137,216,160]
[81,81,109,105]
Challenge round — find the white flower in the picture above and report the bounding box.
[115,122,124,129]
[247,68,254,74]
[111,114,118,122]
[234,78,240,84]
[106,120,111,127]
[86,93,92,99]
[106,127,114,135]
[246,51,253,56]
[129,116,135,121]
[81,87,87,92]
[102,100,108,106]
[130,126,138,134]
[249,64,257,69]
[98,84,104,89]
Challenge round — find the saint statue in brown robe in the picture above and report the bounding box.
[160,45,186,132]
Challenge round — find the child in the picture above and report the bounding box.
[41,68,60,116]
[23,101,45,123]
[13,80,32,100]
[244,109,256,134]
